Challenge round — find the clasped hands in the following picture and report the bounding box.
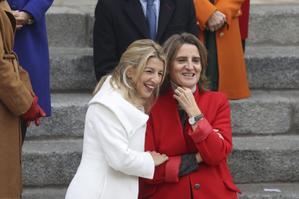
[11,10,31,29]
[207,10,227,32]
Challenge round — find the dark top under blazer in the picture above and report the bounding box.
[93,0,199,80]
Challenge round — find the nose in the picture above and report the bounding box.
[185,59,193,69]
[151,72,162,85]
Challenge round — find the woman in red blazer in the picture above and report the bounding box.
[139,33,240,199]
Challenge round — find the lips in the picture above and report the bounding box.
[144,83,156,93]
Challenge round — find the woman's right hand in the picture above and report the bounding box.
[149,151,168,166]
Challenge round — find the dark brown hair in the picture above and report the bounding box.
[161,33,209,92]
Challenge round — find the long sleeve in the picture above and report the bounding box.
[86,104,155,179]
[188,93,233,165]
[193,0,217,30]
[215,0,244,26]
[22,0,54,23]
[0,32,33,115]
[93,1,118,81]
[193,0,244,30]
[142,116,182,184]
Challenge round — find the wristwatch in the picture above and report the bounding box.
[188,114,204,126]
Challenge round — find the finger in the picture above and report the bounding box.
[40,109,46,117]
[216,132,224,140]
[16,25,23,29]
[35,118,41,126]
[11,11,19,17]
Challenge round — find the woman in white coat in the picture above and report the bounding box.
[65,39,168,199]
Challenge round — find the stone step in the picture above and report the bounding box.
[23,187,66,199]
[26,90,299,139]
[46,6,94,48]
[22,136,299,186]
[248,4,299,46]
[238,183,299,199]
[230,135,299,184]
[49,45,299,91]
[22,183,299,199]
[46,4,299,48]
[50,47,96,92]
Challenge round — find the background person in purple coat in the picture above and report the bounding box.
[8,0,53,142]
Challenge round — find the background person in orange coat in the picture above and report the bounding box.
[193,0,250,99]
[239,0,250,51]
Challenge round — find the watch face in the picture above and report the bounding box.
[188,114,203,125]
[188,117,195,125]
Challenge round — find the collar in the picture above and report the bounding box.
[89,76,149,137]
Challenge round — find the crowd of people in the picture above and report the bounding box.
[0,0,250,198]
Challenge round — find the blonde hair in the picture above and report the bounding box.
[93,39,167,110]
[161,33,209,93]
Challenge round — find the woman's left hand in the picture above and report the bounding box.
[173,87,202,117]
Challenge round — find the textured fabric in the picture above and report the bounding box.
[146,0,156,40]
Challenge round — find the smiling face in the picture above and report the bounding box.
[169,44,201,89]
[130,57,165,99]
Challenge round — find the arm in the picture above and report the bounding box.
[188,94,233,165]
[174,87,232,166]
[0,34,33,115]
[86,104,155,179]
[193,0,217,30]
[93,1,119,81]
[194,0,244,30]
[215,0,244,26]
[141,115,200,184]
[22,0,53,23]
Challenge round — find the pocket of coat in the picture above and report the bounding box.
[223,180,241,193]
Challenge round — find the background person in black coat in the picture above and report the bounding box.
[93,0,199,81]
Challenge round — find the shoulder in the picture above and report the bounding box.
[95,0,124,10]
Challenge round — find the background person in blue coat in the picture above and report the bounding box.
[8,0,53,141]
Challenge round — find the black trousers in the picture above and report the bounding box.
[205,30,219,91]
[20,120,27,144]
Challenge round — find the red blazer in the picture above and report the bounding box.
[139,88,240,199]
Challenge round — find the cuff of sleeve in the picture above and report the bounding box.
[23,5,40,23]
[165,156,181,183]
[142,152,156,179]
[188,118,213,143]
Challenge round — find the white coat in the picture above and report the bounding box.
[65,76,155,199]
